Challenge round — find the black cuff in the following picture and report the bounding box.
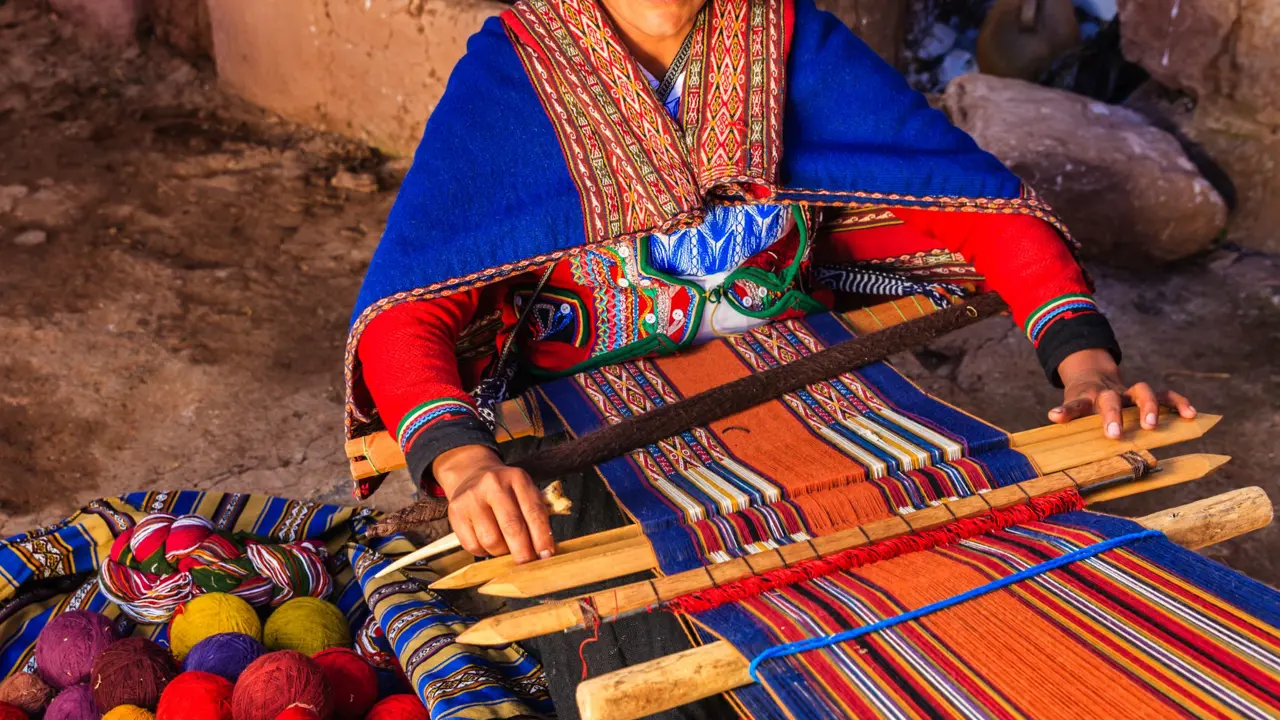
[404,417,500,492]
[1035,312,1123,387]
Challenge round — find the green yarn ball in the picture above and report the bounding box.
[169,593,263,661]
[263,598,351,656]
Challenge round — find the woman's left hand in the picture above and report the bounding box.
[1050,348,1197,439]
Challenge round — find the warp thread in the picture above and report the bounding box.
[746,528,1164,681]
[575,599,602,680]
[99,513,333,623]
[665,489,1086,615]
[371,293,1008,536]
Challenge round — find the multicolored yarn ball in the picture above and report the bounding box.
[0,701,26,720]
[156,671,232,720]
[168,593,262,661]
[99,513,333,624]
[35,610,119,689]
[364,695,428,720]
[90,637,179,712]
[311,649,377,720]
[273,706,322,720]
[263,598,351,656]
[182,632,266,682]
[103,705,155,720]
[45,684,97,720]
[232,651,333,720]
[0,671,54,713]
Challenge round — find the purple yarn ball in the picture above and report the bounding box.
[182,632,267,682]
[36,610,119,689]
[45,684,98,720]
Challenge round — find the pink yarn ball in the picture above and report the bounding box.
[35,610,118,689]
[45,684,97,720]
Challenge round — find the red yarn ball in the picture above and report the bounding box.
[311,649,377,720]
[232,651,333,720]
[0,701,27,720]
[273,706,322,720]
[365,695,427,720]
[156,671,232,720]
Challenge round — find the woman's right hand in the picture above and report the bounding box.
[432,444,555,563]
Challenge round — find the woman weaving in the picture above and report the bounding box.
[347,0,1196,714]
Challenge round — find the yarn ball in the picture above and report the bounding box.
[169,594,263,661]
[274,706,322,720]
[0,671,54,713]
[35,610,119,689]
[0,702,25,720]
[365,695,427,720]
[155,671,232,720]
[103,706,155,720]
[263,599,350,656]
[45,684,97,720]
[182,632,266,682]
[90,637,179,712]
[232,651,333,720]
[311,649,376,720]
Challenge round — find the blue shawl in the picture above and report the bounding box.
[345,0,1064,435]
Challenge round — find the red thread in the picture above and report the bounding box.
[576,598,602,680]
[663,488,1084,614]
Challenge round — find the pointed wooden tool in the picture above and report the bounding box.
[573,485,1273,720]
[474,414,1220,600]
[459,450,1230,646]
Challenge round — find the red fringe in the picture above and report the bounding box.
[663,489,1085,615]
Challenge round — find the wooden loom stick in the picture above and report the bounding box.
[474,415,1221,599]
[373,481,572,578]
[574,486,1275,720]
[424,410,1205,591]
[347,295,961,482]
[430,525,644,590]
[457,450,1223,645]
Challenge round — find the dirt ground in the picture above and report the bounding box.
[2,2,1278,585]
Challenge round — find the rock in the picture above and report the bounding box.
[1117,0,1280,119]
[48,0,143,44]
[0,185,29,215]
[815,0,905,66]
[11,187,80,227]
[330,170,378,194]
[917,23,958,61]
[206,0,506,156]
[944,74,1227,264]
[150,0,214,59]
[977,0,1080,81]
[13,229,48,247]
[1127,85,1280,254]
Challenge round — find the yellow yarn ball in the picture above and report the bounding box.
[169,592,263,661]
[102,705,156,720]
[263,597,351,655]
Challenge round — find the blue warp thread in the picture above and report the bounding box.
[747,529,1164,681]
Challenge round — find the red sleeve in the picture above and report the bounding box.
[357,290,498,489]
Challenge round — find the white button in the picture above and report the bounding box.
[617,278,630,288]
[640,279,652,287]
[617,245,630,257]
[644,313,656,324]
[742,296,754,307]
[560,303,571,314]
[672,309,685,321]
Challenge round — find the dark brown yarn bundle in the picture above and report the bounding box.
[89,636,179,712]
[370,294,1007,537]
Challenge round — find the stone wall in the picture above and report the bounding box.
[205,0,504,156]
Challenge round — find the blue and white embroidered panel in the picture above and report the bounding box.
[649,203,793,277]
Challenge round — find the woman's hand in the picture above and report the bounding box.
[433,444,555,563]
[1049,348,1196,439]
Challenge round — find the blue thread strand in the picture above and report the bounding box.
[747,529,1163,681]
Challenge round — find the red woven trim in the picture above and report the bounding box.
[663,488,1085,615]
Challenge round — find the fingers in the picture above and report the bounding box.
[1159,390,1197,419]
[1126,382,1160,430]
[487,480,537,564]
[1096,389,1125,439]
[449,504,484,558]
[1048,396,1095,424]
[512,473,556,561]
[470,502,511,558]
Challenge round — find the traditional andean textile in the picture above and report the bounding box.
[0,492,553,719]
[527,309,1280,719]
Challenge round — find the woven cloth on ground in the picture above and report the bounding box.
[0,491,553,719]
[528,310,1280,718]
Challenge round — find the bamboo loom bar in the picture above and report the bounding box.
[455,450,1228,646]
[573,486,1275,720]
[469,416,1220,599]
